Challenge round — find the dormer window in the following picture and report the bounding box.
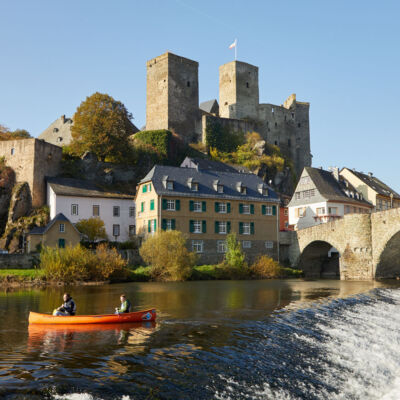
[237,182,247,194]
[213,179,223,193]
[258,184,268,196]
[162,175,174,190]
[187,177,198,192]
[217,184,223,193]
[167,181,173,190]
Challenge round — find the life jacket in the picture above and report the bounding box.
[62,298,76,315]
[120,299,131,313]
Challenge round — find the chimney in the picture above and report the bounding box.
[61,115,65,123]
[329,166,339,181]
[368,172,373,177]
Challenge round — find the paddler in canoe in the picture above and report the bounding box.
[53,293,76,316]
[115,294,131,314]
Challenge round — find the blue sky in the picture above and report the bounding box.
[1,1,399,189]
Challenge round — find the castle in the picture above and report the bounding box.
[145,52,312,176]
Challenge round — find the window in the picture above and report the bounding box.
[242,204,250,214]
[113,206,120,217]
[275,122,278,128]
[150,199,155,211]
[295,192,301,200]
[142,185,147,193]
[11,148,15,156]
[218,221,227,234]
[140,202,145,213]
[217,240,227,253]
[192,240,204,253]
[288,139,291,147]
[242,240,251,249]
[298,123,301,128]
[284,209,288,216]
[191,183,198,192]
[316,207,325,215]
[129,207,135,217]
[187,81,190,87]
[295,207,306,217]
[59,223,65,233]
[166,200,175,211]
[264,206,272,216]
[345,205,351,214]
[167,181,173,190]
[265,241,274,249]
[113,224,120,237]
[165,219,174,230]
[299,176,311,185]
[71,204,78,216]
[193,201,202,212]
[149,219,156,233]
[193,220,202,233]
[217,185,224,193]
[129,225,135,236]
[328,207,338,215]
[58,238,65,248]
[243,222,251,235]
[93,205,100,217]
[218,203,227,213]
[246,82,249,88]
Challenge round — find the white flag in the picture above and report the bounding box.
[229,39,237,49]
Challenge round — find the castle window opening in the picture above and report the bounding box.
[53,128,58,133]
[187,81,190,87]
[291,113,295,119]
[298,123,301,128]
[246,82,249,88]
[275,122,278,128]
[224,102,228,106]
[274,141,278,145]
[271,107,274,113]
[288,139,291,147]
[10,148,15,156]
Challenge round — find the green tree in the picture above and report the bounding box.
[70,92,136,162]
[75,217,108,243]
[225,232,246,269]
[139,230,197,281]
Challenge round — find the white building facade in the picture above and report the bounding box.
[47,178,135,242]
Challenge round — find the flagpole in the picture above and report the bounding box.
[235,38,237,61]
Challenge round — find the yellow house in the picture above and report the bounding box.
[340,168,400,211]
[135,164,280,264]
[27,213,81,253]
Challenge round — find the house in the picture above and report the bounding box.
[47,177,135,242]
[27,213,80,253]
[288,167,373,230]
[340,168,400,211]
[279,194,292,231]
[135,164,280,263]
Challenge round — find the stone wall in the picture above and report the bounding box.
[0,254,39,269]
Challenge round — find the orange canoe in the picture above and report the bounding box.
[29,309,156,324]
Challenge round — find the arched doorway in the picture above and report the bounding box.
[299,241,340,279]
[376,231,400,278]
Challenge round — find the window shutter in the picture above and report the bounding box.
[148,220,151,233]
[189,220,194,233]
[189,200,194,211]
[202,201,206,212]
[153,219,157,231]
[239,222,243,234]
[250,204,255,214]
[227,221,231,233]
[250,222,255,235]
[175,199,180,211]
[227,203,231,213]
[172,219,176,230]
[162,199,167,210]
[202,220,206,233]
[162,219,166,230]
[239,204,243,214]
[143,185,147,193]
[215,221,219,234]
[272,205,277,216]
[150,199,154,211]
[262,205,266,215]
[215,202,219,212]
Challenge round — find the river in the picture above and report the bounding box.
[1,279,400,399]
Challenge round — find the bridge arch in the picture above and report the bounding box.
[375,230,400,278]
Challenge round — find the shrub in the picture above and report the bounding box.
[139,230,197,281]
[225,233,246,269]
[250,255,284,279]
[75,217,108,243]
[40,243,127,283]
[134,130,172,161]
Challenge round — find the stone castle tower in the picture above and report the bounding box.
[146,52,199,141]
[145,52,311,177]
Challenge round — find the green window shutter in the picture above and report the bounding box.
[227,203,231,213]
[215,221,219,234]
[250,222,255,235]
[143,185,147,193]
[175,199,180,211]
[202,201,206,212]
[215,202,219,212]
[250,204,255,214]
[189,220,194,233]
[148,220,151,233]
[162,219,167,230]
[162,199,167,210]
[172,219,176,230]
[227,221,231,233]
[149,184,152,192]
[239,222,243,234]
[202,220,206,233]
[150,199,154,211]
[239,204,243,214]
[141,202,144,212]
[189,200,194,211]
[272,205,277,216]
[262,205,266,215]
[153,219,157,231]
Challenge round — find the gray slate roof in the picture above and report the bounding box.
[288,167,373,207]
[29,213,73,235]
[140,165,279,202]
[47,177,134,199]
[199,99,219,114]
[181,157,240,173]
[343,168,400,199]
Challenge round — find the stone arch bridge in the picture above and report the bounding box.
[285,208,400,280]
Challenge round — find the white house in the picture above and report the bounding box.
[47,177,135,242]
[288,167,373,230]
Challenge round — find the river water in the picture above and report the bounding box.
[1,279,400,399]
